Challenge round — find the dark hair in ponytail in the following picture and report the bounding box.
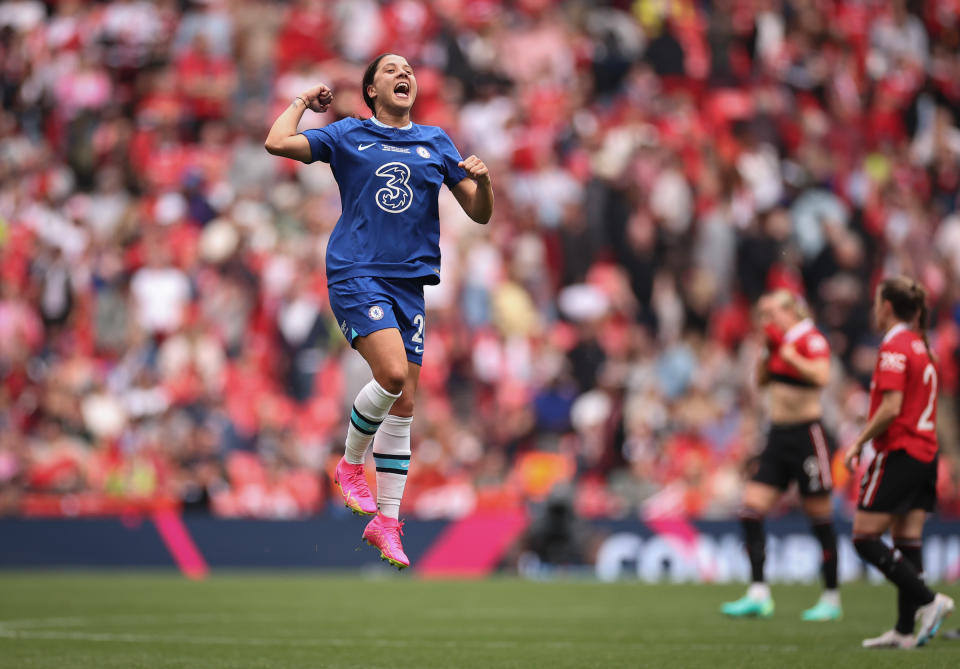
[361,53,390,115]
[879,276,935,360]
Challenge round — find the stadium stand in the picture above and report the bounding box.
[0,0,958,521]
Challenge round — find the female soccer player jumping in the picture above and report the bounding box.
[845,277,953,648]
[722,290,842,621]
[265,54,493,568]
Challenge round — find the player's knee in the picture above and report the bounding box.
[741,493,771,515]
[376,363,407,395]
[853,535,883,563]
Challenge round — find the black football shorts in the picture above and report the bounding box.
[858,449,937,513]
[751,420,835,496]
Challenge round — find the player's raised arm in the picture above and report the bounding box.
[264,83,333,163]
[778,342,830,387]
[452,155,493,224]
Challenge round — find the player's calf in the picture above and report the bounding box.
[894,538,923,635]
[802,516,842,621]
[854,534,935,608]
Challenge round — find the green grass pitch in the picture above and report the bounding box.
[0,573,958,668]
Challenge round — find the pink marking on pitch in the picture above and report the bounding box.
[152,510,209,580]
[417,510,528,578]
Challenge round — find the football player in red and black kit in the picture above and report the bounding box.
[845,277,954,648]
[722,290,841,620]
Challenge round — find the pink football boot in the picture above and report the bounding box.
[334,457,377,516]
[362,513,410,569]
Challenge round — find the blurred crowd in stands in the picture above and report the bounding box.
[1,0,960,520]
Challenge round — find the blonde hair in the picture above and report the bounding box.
[764,289,810,320]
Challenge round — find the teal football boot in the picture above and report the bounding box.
[801,600,842,621]
[721,595,775,618]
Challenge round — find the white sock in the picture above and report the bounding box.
[344,380,401,464]
[747,582,771,601]
[373,414,412,519]
[820,590,840,607]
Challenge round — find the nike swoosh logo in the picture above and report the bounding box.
[358,143,376,151]
[414,347,423,354]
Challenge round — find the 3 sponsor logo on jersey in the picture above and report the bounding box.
[879,351,907,373]
[416,146,430,159]
[368,305,384,321]
[374,162,413,213]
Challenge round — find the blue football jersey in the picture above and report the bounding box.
[301,117,468,286]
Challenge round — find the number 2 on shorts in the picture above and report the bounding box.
[411,314,424,350]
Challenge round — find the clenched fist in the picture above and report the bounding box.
[300,83,334,113]
[458,155,490,186]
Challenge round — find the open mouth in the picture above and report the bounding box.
[394,81,410,99]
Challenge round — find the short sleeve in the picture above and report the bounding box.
[436,130,468,189]
[874,342,908,393]
[300,122,342,164]
[799,332,830,360]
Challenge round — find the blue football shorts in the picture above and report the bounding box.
[328,276,426,365]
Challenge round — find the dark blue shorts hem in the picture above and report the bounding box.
[328,276,426,364]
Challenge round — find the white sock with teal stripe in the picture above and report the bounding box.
[373,415,412,519]
[344,380,401,465]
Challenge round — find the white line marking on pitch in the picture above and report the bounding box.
[0,614,802,653]
[0,612,279,631]
[0,629,481,649]
[0,628,800,653]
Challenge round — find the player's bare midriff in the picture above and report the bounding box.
[768,381,822,425]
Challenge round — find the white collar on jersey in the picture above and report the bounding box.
[783,318,814,344]
[883,321,910,343]
[369,116,413,131]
